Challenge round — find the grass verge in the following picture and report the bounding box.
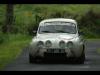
[0,34,32,70]
[97,48,100,55]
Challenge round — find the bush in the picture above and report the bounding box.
[78,9,100,38]
[0,32,5,44]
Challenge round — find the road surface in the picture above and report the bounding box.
[3,39,100,71]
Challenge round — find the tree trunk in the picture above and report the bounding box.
[2,4,14,33]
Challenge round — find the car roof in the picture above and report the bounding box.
[39,18,77,26]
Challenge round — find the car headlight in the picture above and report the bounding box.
[59,40,65,48]
[45,40,52,47]
[67,41,74,49]
[37,41,44,48]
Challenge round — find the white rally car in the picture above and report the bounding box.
[29,18,85,64]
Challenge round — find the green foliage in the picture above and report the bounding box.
[0,4,100,38]
[0,32,8,44]
[0,32,4,44]
[0,34,32,70]
[78,9,100,38]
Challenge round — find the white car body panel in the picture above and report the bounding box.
[29,18,85,58]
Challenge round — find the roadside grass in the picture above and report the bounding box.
[97,48,100,55]
[86,38,100,41]
[0,34,32,70]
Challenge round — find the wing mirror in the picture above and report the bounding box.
[33,30,37,34]
[79,31,84,36]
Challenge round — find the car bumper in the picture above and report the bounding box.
[29,47,83,58]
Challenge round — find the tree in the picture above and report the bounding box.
[2,4,14,33]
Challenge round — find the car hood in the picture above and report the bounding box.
[36,33,78,40]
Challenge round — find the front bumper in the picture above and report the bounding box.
[30,48,78,58]
[43,52,67,61]
[44,52,66,57]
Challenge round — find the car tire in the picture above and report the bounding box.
[76,45,85,64]
[29,53,36,63]
[78,51,85,64]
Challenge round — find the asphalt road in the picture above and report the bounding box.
[3,39,100,71]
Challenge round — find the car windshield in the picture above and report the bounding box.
[38,22,77,34]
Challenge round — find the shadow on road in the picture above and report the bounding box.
[30,58,86,65]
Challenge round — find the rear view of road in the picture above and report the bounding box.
[3,39,100,71]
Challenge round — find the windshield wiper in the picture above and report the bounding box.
[56,30,67,33]
[41,31,51,33]
[55,30,75,34]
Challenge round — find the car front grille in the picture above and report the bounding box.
[44,52,66,56]
[46,48,65,53]
[44,52,67,60]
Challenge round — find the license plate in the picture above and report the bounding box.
[47,49,65,53]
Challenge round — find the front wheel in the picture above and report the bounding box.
[29,53,36,63]
[77,52,85,64]
[76,46,85,64]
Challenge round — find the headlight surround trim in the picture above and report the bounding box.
[59,40,66,48]
[37,41,44,48]
[67,41,74,49]
[45,40,52,48]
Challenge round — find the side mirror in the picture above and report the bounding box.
[79,31,84,36]
[33,30,37,34]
